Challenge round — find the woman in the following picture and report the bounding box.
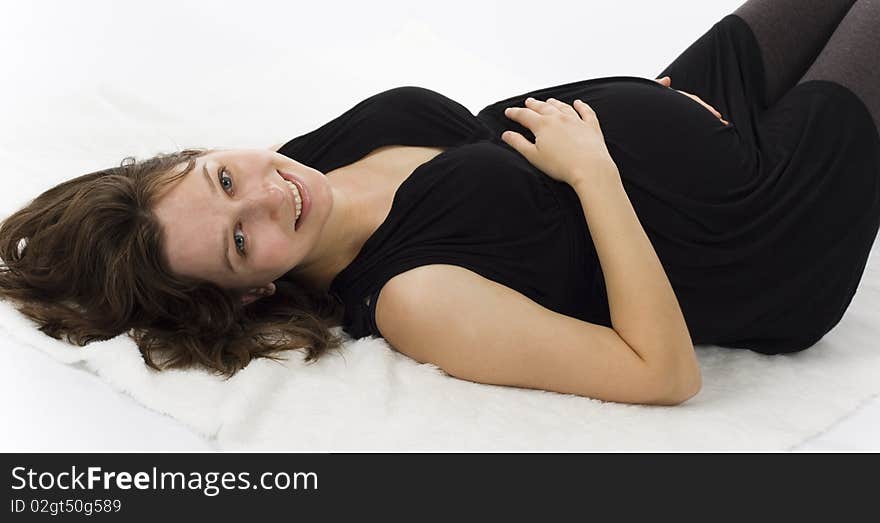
[1,0,877,406]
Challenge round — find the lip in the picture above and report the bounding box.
[277,170,310,231]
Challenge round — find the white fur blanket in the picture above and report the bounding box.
[2,0,878,451]
[2,239,879,451]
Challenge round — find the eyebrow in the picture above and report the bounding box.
[203,163,236,274]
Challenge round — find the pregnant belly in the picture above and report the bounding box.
[481,77,757,201]
[587,80,757,201]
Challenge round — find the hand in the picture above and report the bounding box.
[501,97,618,187]
[654,76,729,125]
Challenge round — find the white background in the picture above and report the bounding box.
[1,0,877,450]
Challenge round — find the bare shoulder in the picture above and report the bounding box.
[373,264,692,405]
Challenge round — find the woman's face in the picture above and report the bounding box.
[152,148,331,300]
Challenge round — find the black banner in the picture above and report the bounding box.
[1,453,874,519]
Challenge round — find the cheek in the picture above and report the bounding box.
[257,230,295,264]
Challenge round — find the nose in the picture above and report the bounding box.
[239,180,286,221]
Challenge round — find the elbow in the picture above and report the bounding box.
[668,369,702,405]
[650,350,702,406]
[651,379,701,406]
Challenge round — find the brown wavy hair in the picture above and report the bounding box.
[0,149,346,376]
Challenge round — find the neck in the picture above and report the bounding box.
[288,168,380,294]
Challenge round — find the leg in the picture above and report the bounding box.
[798,0,880,133]
[733,0,857,108]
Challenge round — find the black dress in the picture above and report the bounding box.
[276,14,880,354]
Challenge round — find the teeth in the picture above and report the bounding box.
[282,179,303,223]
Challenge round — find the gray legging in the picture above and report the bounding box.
[734,0,880,133]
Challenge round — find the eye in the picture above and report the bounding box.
[218,166,234,192]
[234,227,246,255]
[218,166,246,255]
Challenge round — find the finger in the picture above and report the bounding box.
[547,98,580,118]
[703,100,722,119]
[696,98,719,116]
[546,97,579,117]
[504,105,542,129]
[544,97,563,112]
[525,96,558,115]
[500,130,536,159]
[655,76,671,87]
[701,101,721,118]
[572,99,596,120]
[681,90,723,119]
[693,96,719,116]
[685,92,718,117]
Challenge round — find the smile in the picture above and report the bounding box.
[277,170,310,231]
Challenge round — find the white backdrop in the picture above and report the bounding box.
[1,0,878,451]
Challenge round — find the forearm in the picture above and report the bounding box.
[571,162,697,376]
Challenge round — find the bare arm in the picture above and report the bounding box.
[571,164,700,394]
[376,264,695,405]
[501,96,700,397]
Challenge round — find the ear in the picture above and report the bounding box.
[240,282,277,306]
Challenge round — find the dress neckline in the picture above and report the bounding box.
[327,146,454,298]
